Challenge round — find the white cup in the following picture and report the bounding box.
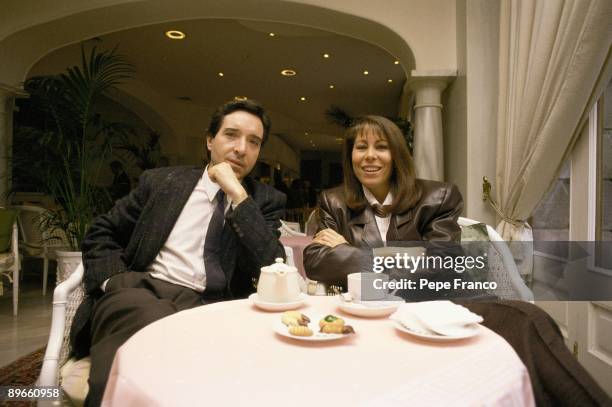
[347,272,389,301]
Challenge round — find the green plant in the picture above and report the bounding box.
[14,45,135,250]
[115,129,163,171]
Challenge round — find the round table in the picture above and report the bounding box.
[103,296,534,406]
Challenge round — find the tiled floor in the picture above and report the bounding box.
[0,260,54,367]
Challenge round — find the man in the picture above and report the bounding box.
[71,99,286,406]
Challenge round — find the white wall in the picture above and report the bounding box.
[443,0,498,225]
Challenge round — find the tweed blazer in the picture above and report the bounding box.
[304,179,463,286]
[70,166,286,357]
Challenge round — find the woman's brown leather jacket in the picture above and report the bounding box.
[304,179,463,286]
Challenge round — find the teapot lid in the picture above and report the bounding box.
[261,257,297,273]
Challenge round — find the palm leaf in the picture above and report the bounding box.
[16,44,135,249]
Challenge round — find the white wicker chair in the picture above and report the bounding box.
[37,261,85,406]
[279,220,306,236]
[458,217,533,301]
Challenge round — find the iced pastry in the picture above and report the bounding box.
[318,314,345,329]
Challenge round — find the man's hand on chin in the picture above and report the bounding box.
[208,161,248,205]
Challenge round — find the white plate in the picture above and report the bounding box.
[273,314,356,342]
[338,296,404,318]
[392,316,480,342]
[249,293,308,311]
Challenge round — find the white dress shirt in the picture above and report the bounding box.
[101,166,232,293]
[147,166,233,292]
[362,186,393,243]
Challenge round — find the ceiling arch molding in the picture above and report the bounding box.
[0,0,460,87]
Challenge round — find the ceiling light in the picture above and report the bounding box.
[234,96,247,101]
[387,79,393,83]
[269,32,275,37]
[218,72,224,77]
[165,30,186,40]
[281,69,296,76]
[363,70,369,75]
[323,53,330,58]
[329,84,335,89]
[394,60,399,65]
[300,97,306,101]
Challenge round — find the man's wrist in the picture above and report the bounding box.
[229,187,248,205]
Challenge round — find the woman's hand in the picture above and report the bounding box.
[312,228,348,248]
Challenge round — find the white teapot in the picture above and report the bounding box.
[257,258,301,303]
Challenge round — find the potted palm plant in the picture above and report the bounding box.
[13,45,134,280]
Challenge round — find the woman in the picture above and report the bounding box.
[304,115,463,287]
[304,116,610,406]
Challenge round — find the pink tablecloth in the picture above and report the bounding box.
[280,235,313,277]
[103,296,535,407]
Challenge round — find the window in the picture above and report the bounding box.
[599,81,612,241]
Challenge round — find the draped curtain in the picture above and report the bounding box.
[495,0,612,246]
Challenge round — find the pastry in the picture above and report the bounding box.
[288,325,314,337]
[319,314,345,329]
[281,311,310,327]
[320,324,355,334]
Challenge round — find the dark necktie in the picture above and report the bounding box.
[371,204,392,218]
[204,189,227,293]
[372,204,399,242]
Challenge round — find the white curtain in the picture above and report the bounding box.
[495,0,612,244]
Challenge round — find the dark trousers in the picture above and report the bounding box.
[85,273,205,407]
[460,300,612,407]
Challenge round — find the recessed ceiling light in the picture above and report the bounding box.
[363,70,369,75]
[300,97,306,101]
[387,79,393,83]
[329,84,335,89]
[323,53,330,58]
[165,30,186,40]
[269,32,275,37]
[394,60,399,65]
[281,69,296,76]
[218,72,224,77]
[234,96,248,101]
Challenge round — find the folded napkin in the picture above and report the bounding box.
[390,301,483,336]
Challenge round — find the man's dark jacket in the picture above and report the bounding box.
[70,166,286,358]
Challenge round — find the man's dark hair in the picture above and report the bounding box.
[207,99,271,145]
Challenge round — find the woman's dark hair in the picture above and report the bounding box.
[342,115,421,214]
[207,99,271,145]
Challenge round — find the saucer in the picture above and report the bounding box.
[338,295,404,318]
[249,293,308,311]
[392,313,480,342]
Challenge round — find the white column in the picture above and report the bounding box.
[0,84,27,206]
[407,71,455,181]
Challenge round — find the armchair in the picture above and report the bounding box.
[0,208,21,315]
[12,205,70,295]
